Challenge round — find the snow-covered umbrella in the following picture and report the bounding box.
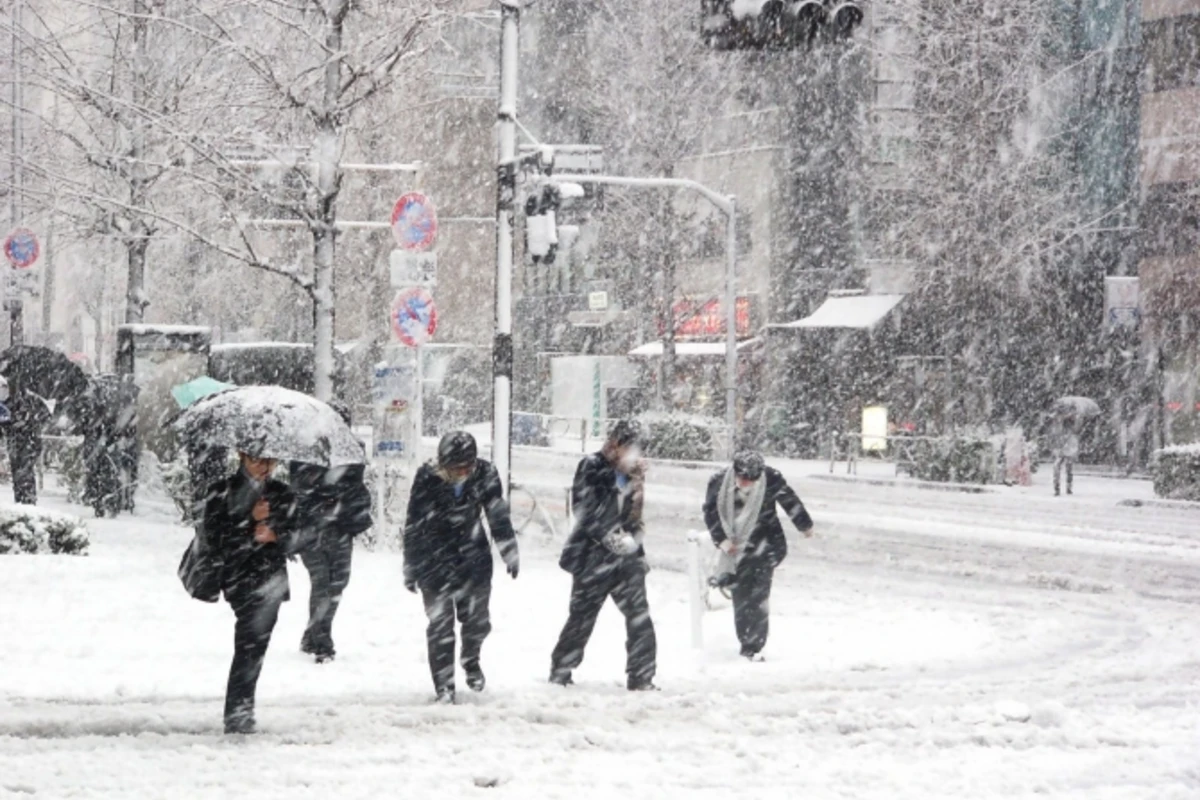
[1052,396,1101,417]
[174,385,365,468]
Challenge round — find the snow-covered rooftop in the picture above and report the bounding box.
[628,338,761,357]
[776,294,906,330]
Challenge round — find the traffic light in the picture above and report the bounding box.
[700,0,864,51]
[525,184,560,265]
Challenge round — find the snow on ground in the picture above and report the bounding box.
[1,460,1199,799]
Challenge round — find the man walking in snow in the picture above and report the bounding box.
[549,419,658,691]
[703,451,813,661]
[294,461,372,663]
[403,431,519,704]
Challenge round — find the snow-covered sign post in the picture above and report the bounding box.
[372,193,439,531]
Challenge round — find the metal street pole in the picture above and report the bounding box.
[8,0,24,345]
[493,0,520,495]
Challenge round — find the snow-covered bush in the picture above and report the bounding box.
[911,438,995,485]
[640,413,720,462]
[1153,444,1200,501]
[0,505,89,555]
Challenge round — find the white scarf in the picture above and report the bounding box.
[714,467,766,575]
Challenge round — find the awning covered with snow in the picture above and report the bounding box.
[628,338,761,357]
[774,294,905,330]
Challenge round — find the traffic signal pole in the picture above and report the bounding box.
[550,173,739,456]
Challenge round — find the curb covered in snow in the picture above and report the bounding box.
[1117,497,1200,513]
[808,473,996,494]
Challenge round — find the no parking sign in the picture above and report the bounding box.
[390,287,437,347]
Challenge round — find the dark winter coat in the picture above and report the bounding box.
[703,466,812,569]
[290,462,373,545]
[559,452,645,576]
[202,470,299,602]
[403,459,516,591]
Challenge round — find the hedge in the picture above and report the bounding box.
[0,505,89,555]
[1153,444,1200,501]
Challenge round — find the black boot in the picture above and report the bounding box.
[466,666,486,692]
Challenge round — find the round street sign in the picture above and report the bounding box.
[391,192,438,252]
[390,287,438,347]
[4,229,40,269]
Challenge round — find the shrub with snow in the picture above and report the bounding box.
[640,413,722,462]
[1153,445,1200,501]
[0,505,89,555]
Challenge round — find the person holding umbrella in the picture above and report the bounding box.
[1048,397,1097,497]
[174,385,367,731]
[403,431,519,704]
[203,447,299,734]
[0,346,87,505]
[702,451,813,661]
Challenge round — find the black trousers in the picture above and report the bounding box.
[731,559,774,656]
[421,578,492,693]
[9,433,40,506]
[224,578,284,725]
[300,533,354,655]
[550,558,656,685]
[1053,456,1074,494]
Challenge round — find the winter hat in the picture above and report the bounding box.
[437,431,478,469]
[607,419,644,448]
[732,450,765,481]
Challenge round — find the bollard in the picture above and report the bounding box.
[686,531,705,649]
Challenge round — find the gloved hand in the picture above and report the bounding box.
[719,539,738,555]
[405,578,418,594]
[602,531,639,556]
[504,553,520,579]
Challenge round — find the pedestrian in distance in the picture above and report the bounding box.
[203,450,299,734]
[703,451,813,662]
[403,431,519,704]
[549,419,658,691]
[1049,413,1080,496]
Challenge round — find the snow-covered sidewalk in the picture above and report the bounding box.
[1,477,1198,799]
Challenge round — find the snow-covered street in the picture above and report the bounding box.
[2,461,1198,798]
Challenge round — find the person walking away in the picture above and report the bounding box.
[403,431,519,704]
[703,451,813,662]
[204,450,299,734]
[1050,414,1080,496]
[5,387,49,505]
[550,419,658,691]
[294,461,372,662]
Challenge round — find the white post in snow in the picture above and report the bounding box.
[686,531,706,649]
[493,0,520,496]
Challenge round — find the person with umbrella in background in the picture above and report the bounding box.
[1048,397,1098,497]
[0,346,87,505]
[403,431,519,704]
[294,401,373,664]
[549,419,658,691]
[702,450,814,662]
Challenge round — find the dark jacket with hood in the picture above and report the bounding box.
[403,458,516,590]
[702,466,812,569]
[203,469,299,602]
[558,451,646,576]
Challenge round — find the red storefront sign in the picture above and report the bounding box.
[660,296,752,339]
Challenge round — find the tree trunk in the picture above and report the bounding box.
[312,2,346,402]
[124,0,149,324]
